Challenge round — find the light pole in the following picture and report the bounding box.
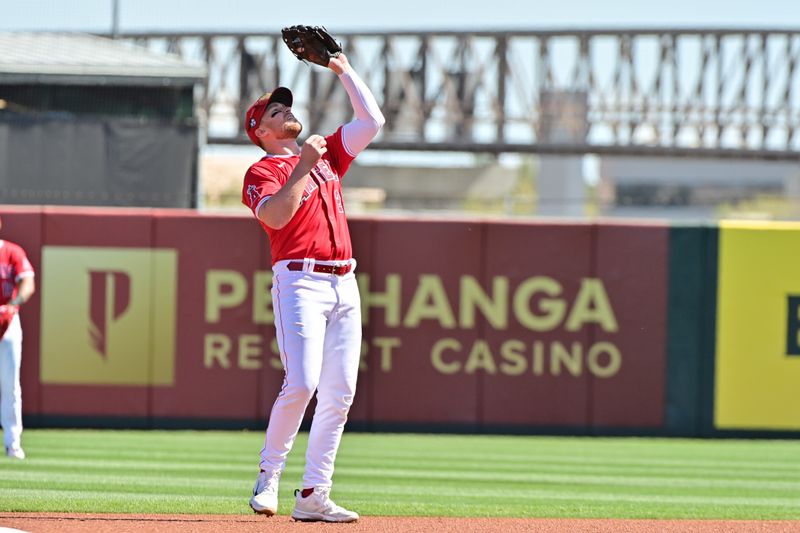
[111,0,119,38]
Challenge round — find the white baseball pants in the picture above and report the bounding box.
[0,313,23,450]
[259,259,362,488]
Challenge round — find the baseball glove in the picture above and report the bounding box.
[281,25,342,67]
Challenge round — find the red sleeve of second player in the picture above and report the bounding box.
[324,126,356,178]
[242,162,282,216]
[10,244,34,280]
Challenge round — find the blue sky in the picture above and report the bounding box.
[1,0,799,33]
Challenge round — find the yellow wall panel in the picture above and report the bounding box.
[715,221,800,429]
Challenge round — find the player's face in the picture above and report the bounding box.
[261,102,302,140]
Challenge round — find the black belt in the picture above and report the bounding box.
[287,262,352,276]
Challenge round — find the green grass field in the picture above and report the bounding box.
[1,429,799,519]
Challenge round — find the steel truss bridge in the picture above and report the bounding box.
[117,28,800,160]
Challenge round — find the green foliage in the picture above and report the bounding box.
[462,157,537,215]
[1,430,799,519]
[716,194,800,220]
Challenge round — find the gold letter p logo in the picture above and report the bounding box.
[41,247,177,386]
[89,271,131,359]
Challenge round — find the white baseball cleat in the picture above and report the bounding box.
[5,446,25,460]
[249,470,281,516]
[291,486,359,523]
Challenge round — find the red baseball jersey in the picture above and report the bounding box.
[242,126,356,264]
[0,240,34,306]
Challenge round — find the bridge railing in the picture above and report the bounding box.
[114,29,800,159]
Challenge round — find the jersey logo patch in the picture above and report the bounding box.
[246,184,260,207]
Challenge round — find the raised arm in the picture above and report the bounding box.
[328,54,385,156]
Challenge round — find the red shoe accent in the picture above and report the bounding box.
[301,488,314,498]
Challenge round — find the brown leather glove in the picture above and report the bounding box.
[281,25,342,67]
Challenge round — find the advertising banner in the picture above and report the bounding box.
[2,208,672,430]
[715,221,800,430]
[37,210,156,418]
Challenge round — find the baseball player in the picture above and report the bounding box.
[241,52,384,522]
[0,215,35,460]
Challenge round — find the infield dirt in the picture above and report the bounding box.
[1,514,800,533]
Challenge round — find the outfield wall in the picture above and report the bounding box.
[2,206,796,436]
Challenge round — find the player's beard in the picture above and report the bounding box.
[278,120,302,140]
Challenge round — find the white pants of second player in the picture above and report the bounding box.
[0,313,23,450]
[259,259,362,489]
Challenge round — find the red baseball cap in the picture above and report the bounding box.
[245,87,293,146]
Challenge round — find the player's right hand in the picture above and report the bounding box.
[299,135,327,170]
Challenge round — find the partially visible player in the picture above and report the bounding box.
[0,215,35,460]
[242,52,384,522]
